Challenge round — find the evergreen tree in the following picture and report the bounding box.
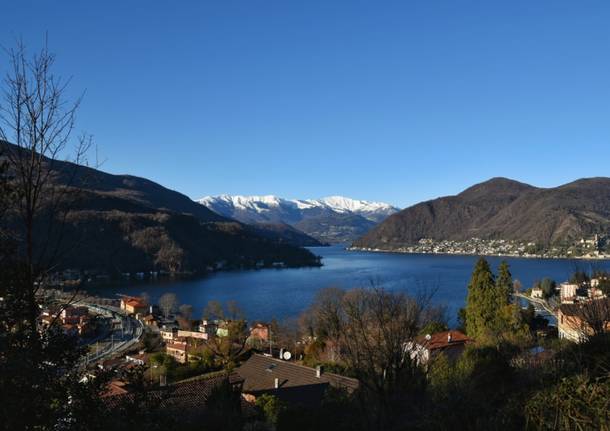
[540,278,557,298]
[465,258,497,340]
[493,261,531,346]
[465,258,529,345]
[496,261,513,305]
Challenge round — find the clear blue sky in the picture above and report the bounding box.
[3,1,610,208]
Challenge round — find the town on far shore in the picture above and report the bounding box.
[352,234,610,259]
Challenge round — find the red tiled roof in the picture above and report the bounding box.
[125,298,147,308]
[102,380,130,398]
[415,330,471,351]
[167,343,187,352]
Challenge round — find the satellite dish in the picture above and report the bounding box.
[282,351,292,360]
[425,334,432,341]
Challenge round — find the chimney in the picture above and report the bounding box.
[274,378,279,389]
[447,332,452,343]
[280,348,284,360]
[316,365,322,378]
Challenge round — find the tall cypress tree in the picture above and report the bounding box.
[496,261,513,305]
[465,258,528,344]
[464,257,497,339]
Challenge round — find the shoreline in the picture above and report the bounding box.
[347,246,610,261]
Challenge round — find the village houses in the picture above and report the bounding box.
[558,298,610,342]
[166,338,189,364]
[530,286,544,299]
[40,304,95,337]
[559,282,579,303]
[407,330,472,365]
[120,296,148,315]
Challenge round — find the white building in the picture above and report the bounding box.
[160,326,178,342]
[177,329,208,340]
[559,283,578,303]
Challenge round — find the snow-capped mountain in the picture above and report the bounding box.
[197,195,399,243]
[314,196,399,222]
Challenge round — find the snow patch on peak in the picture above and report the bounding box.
[317,196,395,214]
[199,194,285,212]
[292,199,318,210]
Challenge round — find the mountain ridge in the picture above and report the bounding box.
[352,177,610,250]
[0,141,320,274]
[199,194,399,243]
[198,195,398,220]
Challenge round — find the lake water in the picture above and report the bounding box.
[87,246,610,325]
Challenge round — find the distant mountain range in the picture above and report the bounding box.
[0,141,320,274]
[198,195,400,243]
[352,177,610,251]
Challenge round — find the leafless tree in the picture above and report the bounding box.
[155,243,184,273]
[202,300,249,368]
[158,293,178,319]
[513,279,523,294]
[310,286,345,340]
[269,317,301,354]
[226,300,244,320]
[140,291,151,307]
[302,283,438,429]
[0,38,93,329]
[574,298,610,338]
[179,303,193,321]
[203,300,223,321]
[0,38,105,430]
